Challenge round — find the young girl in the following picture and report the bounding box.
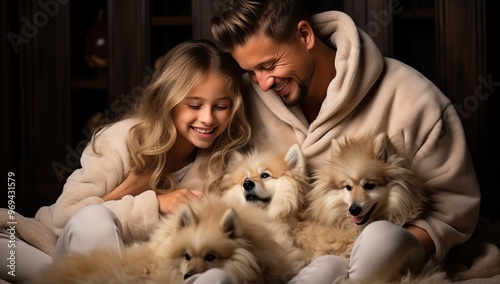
[0,39,251,283]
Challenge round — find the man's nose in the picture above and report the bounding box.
[251,71,275,92]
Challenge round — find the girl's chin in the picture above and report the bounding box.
[193,141,215,149]
[190,136,217,149]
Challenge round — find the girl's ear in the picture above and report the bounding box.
[297,20,315,50]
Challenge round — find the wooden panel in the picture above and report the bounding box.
[192,0,216,40]
[343,0,392,56]
[13,1,72,215]
[107,0,150,109]
[1,2,19,215]
[1,1,16,183]
[435,0,486,168]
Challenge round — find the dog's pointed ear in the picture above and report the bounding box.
[177,204,198,230]
[373,132,397,162]
[284,144,306,172]
[220,208,244,239]
[330,138,342,158]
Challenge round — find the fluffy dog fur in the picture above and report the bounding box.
[296,132,428,261]
[219,135,445,283]
[221,144,310,224]
[220,144,310,272]
[34,196,299,284]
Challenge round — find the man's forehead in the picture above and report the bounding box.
[231,32,281,70]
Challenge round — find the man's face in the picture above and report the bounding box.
[230,30,314,107]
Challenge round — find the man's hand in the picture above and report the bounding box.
[405,224,436,256]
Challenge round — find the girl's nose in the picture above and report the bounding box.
[199,108,215,125]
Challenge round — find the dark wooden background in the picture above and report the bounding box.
[1,0,498,220]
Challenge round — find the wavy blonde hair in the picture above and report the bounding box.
[93,39,250,193]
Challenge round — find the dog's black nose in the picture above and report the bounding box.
[349,204,362,216]
[243,179,255,191]
[184,272,195,280]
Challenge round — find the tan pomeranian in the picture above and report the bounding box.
[34,196,300,284]
[220,144,310,272]
[295,132,428,261]
[221,144,310,224]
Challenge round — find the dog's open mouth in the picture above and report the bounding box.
[244,193,271,203]
[351,204,377,226]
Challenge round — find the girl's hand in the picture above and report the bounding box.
[103,171,151,201]
[157,188,203,215]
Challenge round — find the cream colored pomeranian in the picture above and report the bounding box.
[35,196,300,284]
[220,144,310,272]
[296,132,428,261]
[221,144,310,224]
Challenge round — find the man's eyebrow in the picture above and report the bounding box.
[243,57,275,71]
[254,59,275,69]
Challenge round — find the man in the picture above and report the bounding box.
[211,0,482,283]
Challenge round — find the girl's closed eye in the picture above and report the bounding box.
[214,104,230,110]
[184,98,203,109]
[185,103,229,110]
[187,104,202,109]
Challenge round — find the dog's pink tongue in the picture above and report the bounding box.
[351,215,364,224]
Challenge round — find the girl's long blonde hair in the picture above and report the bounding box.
[93,39,250,193]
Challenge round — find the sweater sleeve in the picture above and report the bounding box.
[35,119,161,242]
[409,104,481,262]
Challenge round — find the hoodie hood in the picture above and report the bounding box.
[249,11,384,157]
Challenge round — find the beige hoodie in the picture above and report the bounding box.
[245,11,481,263]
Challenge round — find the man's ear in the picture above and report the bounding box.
[297,20,315,50]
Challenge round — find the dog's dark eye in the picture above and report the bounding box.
[364,183,376,190]
[184,253,191,260]
[345,185,352,191]
[204,253,216,262]
[260,172,270,178]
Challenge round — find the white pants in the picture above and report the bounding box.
[180,221,426,284]
[0,205,234,283]
[0,229,52,283]
[288,220,426,284]
[179,221,426,284]
[0,205,123,283]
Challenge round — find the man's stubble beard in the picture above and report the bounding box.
[284,81,308,108]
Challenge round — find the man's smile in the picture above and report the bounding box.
[274,78,290,92]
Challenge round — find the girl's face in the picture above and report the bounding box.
[172,72,233,150]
